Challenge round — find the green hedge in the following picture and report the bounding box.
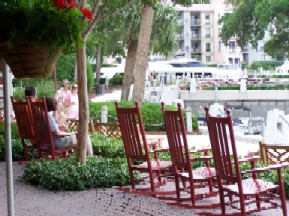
[109,74,123,85]
[91,133,125,158]
[251,61,283,70]
[89,101,199,131]
[203,84,289,90]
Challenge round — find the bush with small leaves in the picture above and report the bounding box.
[23,156,132,191]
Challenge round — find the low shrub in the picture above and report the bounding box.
[251,61,283,71]
[91,133,125,158]
[22,156,131,191]
[0,122,24,161]
[109,74,123,85]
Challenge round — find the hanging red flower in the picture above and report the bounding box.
[51,0,92,20]
[53,0,65,10]
[67,0,76,8]
[80,8,93,20]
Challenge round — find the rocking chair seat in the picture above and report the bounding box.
[135,160,172,170]
[223,179,277,195]
[180,167,216,180]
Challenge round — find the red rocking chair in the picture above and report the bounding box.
[160,102,218,208]
[11,96,40,161]
[115,102,173,196]
[206,107,288,215]
[28,97,76,160]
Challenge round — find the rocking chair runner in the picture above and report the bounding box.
[28,97,76,160]
[11,96,39,161]
[205,107,289,216]
[160,102,218,208]
[115,102,173,196]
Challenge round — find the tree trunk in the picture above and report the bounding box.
[76,43,88,164]
[132,6,154,103]
[74,60,77,82]
[121,38,138,100]
[95,46,101,84]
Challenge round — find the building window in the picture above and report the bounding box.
[178,11,183,20]
[205,14,210,24]
[206,56,211,63]
[192,28,199,39]
[218,13,221,21]
[206,43,211,52]
[205,28,211,38]
[228,41,236,52]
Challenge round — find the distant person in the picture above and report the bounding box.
[55,79,71,116]
[45,97,93,155]
[66,84,79,119]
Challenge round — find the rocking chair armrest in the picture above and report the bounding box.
[241,162,289,175]
[190,148,211,154]
[150,148,170,153]
[190,155,213,162]
[234,156,260,163]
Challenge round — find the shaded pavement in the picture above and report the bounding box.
[1,162,288,216]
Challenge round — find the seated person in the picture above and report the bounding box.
[45,97,93,155]
[25,86,38,102]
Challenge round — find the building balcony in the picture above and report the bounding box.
[177,34,184,40]
[191,19,200,26]
[192,48,201,53]
[177,19,184,25]
[243,46,249,52]
[191,34,200,40]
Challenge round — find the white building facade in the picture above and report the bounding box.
[174,0,271,66]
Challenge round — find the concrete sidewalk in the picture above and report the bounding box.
[1,162,288,216]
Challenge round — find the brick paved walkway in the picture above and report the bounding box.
[1,162,288,216]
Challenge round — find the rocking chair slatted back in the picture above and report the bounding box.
[29,98,56,159]
[205,108,239,183]
[115,102,173,195]
[11,96,38,160]
[161,102,190,169]
[11,97,35,139]
[115,102,148,161]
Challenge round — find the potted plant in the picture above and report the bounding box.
[0,0,92,78]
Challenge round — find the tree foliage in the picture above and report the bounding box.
[220,0,289,58]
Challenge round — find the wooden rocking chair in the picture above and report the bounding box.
[28,97,75,160]
[115,102,173,196]
[11,96,40,161]
[205,107,289,216]
[160,102,218,208]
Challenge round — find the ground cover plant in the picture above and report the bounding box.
[22,133,131,191]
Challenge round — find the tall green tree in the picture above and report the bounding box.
[220,0,289,58]
[132,0,210,103]
[121,2,180,100]
[75,0,135,163]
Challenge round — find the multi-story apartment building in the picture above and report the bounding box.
[174,0,271,66]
